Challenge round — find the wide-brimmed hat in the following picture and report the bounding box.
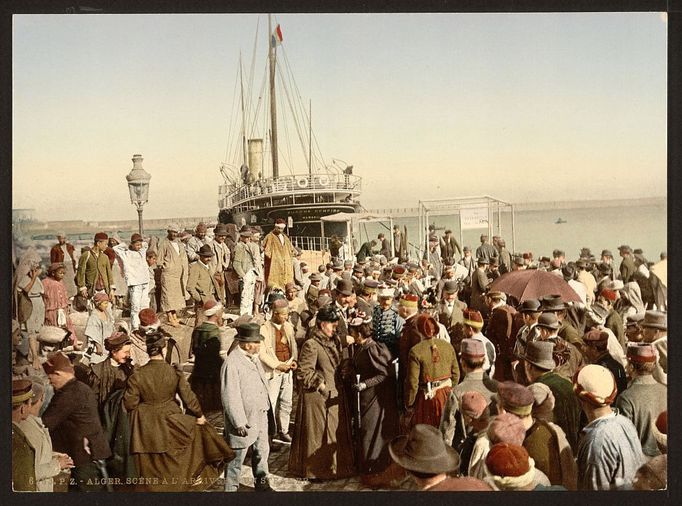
[239,225,252,238]
[521,341,556,371]
[535,312,560,330]
[443,280,460,294]
[335,279,354,296]
[236,323,265,342]
[540,294,565,312]
[389,424,460,474]
[198,244,214,257]
[518,299,541,313]
[641,310,667,330]
[214,223,229,236]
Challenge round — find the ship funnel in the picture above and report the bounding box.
[247,139,263,183]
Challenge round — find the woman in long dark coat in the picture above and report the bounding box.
[349,313,400,486]
[85,331,137,482]
[289,305,355,479]
[123,331,234,491]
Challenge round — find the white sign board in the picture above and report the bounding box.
[460,207,489,230]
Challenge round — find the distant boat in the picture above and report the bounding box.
[555,218,567,224]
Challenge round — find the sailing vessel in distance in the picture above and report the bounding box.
[217,16,362,243]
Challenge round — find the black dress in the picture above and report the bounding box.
[352,338,400,475]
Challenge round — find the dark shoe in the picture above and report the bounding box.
[254,477,274,491]
[273,432,292,444]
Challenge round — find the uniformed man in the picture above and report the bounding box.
[475,234,498,265]
[372,284,404,359]
[357,279,379,315]
[232,226,264,315]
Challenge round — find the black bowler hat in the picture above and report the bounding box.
[198,244,214,257]
[236,323,265,342]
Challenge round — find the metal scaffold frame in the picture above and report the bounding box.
[418,195,516,259]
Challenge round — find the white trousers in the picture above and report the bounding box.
[239,270,257,315]
[267,371,293,435]
[128,283,150,330]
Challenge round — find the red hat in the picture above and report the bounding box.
[104,331,131,351]
[416,313,439,338]
[94,232,108,242]
[275,218,286,225]
[42,351,75,375]
[600,288,617,302]
[656,410,667,434]
[463,309,484,329]
[138,308,159,328]
[130,233,143,243]
[399,293,419,308]
[487,412,527,446]
[460,391,488,419]
[203,299,224,316]
[485,443,531,478]
[626,343,657,363]
[93,292,110,304]
[392,265,406,278]
[496,381,534,417]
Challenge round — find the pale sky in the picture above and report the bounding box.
[12,12,667,222]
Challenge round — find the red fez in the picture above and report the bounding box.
[138,308,159,327]
[399,293,419,308]
[94,232,108,242]
[416,313,439,338]
[93,292,110,304]
[600,288,617,302]
[42,351,75,374]
[275,218,286,224]
[130,233,143,243]
[627,343,657,363]
[463,309,484,329]
[656,411,667,434]
[485,443,530,478]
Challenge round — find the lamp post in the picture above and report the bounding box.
[125,154,151,236]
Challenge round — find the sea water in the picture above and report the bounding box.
[357,203,667,263]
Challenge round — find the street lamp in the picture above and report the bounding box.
[125,154,151,236]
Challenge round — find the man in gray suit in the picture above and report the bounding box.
[221,323,273,491]
[232,227,264,315]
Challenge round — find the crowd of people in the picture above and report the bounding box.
[11,221,668,492]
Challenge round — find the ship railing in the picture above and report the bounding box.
[291,235,330,253]
[221,173,362,208]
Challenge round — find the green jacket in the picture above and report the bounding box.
[76,248,114,295]
[12,422,36,491]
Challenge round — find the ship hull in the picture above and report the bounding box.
[219,201,362,238]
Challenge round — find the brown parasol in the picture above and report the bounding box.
[488,269,581,303]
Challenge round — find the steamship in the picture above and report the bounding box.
[217,16,362,244]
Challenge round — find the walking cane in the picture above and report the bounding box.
[355,374,362,431]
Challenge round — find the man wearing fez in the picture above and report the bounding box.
[42,352,112,491]
[614,343,667,457]
[12,379,38,491]
[76,231,115,300]
[403,314,459,430]
[581,329,628,400]
[389,424,492,491]
[573,364,645,490]
[187,243,221,329]
[221,323,273,491]
[157,223,190,327]
[263,218,297,291]
[113,233,150,331]
[259,299,298,445]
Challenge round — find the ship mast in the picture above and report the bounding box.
[239,53,248,167]
[268,14,279,179]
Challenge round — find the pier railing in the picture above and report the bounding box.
[219,173,362,209]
